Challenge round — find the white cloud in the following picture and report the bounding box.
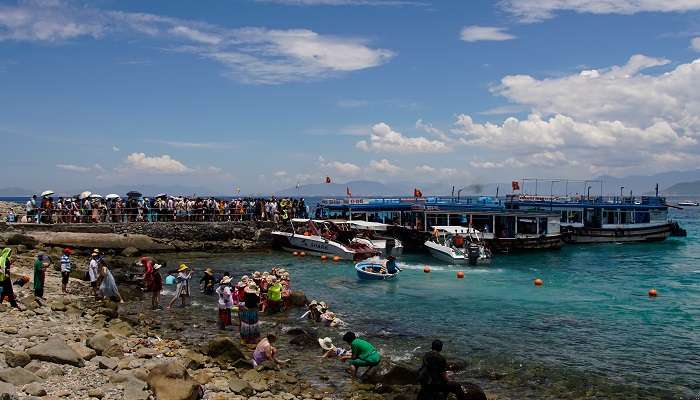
[501,0,700,22]
[124,152,192,174]
[357,122,450,153]
[470,151,577,169]
[148,140,237,149]
[56,163,91,172]
[256,0,422,5]
[318,156,362,176]
[415,165,436,173]
[369,159,401,174]
[112,145,120,152]
[273,170,288,177]
[692,37,700,52]
[460,26,515,42]
[207,166,223,173]
[0,1,394,84]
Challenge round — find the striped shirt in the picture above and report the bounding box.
[60,255,72,273]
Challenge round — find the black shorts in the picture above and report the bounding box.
[90,281,97,288]
[61,272,70,285]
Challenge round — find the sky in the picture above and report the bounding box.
[2,0,700,194]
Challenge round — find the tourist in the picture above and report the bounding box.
[341,332,381,378]
[417,339,468,400]
[60,248,72,294]
[165,272,176,285]
[216,276,234,329]
[235,275,249,304]
[5,209,15,223]
[98,259,124,303]
[140,256,154,294]
[151,263,163,310]
[385,256,399,275]
[88,251,100,298]
[168,264,192,309]
[318,337,349,359]
[239,282,260,346]
[33,252,50,299]
[252,334,284,367]
[266,276,283,314]
[25,195,36,223]
[200,268,216,295]
[307,300,322,322]
[0,248,18,308]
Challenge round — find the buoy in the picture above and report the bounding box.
[423,266,431,273]
[299,251,306,257]
[456,271,465,279]
[332,256,341,262]
[320,255,328,261]
[292,251,299,257]
[648,288,658,297]
[534,278,543,286]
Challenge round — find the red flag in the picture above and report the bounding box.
[512,181,520,191]
[346,186,352,197]
[414,188,423,198]
[325,176,332,184]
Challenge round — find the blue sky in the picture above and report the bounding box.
[2,0,700,194]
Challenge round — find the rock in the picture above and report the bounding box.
[102,342,123,358]
[121,247,140,257]
[93,356,118,370]
[23,382,46,396]
[147,361,201,400]
[180,349,208,370]
[86,331,115,355]
[241,369,268,392]
[0,367,41,385]
[191,370,213,385]
[48,300,67,312]
[446,358,467,372]
[228,378,252,396]
[0,381,16,397]
[68,342,96,361]
[88,388,104,398]
[255,360,279,372]
[108,320,133,337]
[288,291,307,307]
[362,361,418,385]
[288,331,318,348]
[26,336,84,367]
[2,327,17,335]
[23,361,42,373]
[5,234,37,248]
[206,337,245,364]
[4,351,30,368]
[131,368,149,382]
[124,377,149,400]
[462,382,488,400]
[135,347,158,359]
[35,364,64,379]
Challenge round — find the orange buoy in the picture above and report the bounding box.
[292,251,299,256]
[423,266,431,273]
[456,271,465,279]
[648,288,658,297]
[332,256,341,262]
[320,255,328,261]
[299,251,306,257]
[534,278,543,286]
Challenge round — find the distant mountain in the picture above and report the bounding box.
[661,180,700,196]
[273,180,504,197]
[62,184,218,197]
[0,187,34,196]
[595,169,700,195]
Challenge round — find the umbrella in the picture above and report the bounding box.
[126,191,142,198]
[105,194,120,200]
[155,193,167,198]
[90,194,103,199]
[79,191,92,199]
[41,190,54,197]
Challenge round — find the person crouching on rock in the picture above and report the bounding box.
[252,334,284,367]
[0,248,18,308]
[151,263,163,310]
[341,331,381,378]
[417,339,469,400]
[216,276,233,329]
[318,337,350,360]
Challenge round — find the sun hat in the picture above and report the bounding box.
[309,300,318,306]
[93,249,100,254]
[221,276,232,285]
[319,301,328,309]
[153,264,162,270]
[253,271,261,278]
[262,271,269,276]
[177,264,189,272]
[63,248,72,255]
[245,282,260,295]
[91,252,98,257]
[330,318,343,327]
[241,275,249,282]
[205,268,214,275]
[318,337,336,351]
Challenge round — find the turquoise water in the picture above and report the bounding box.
[167,206,700,399]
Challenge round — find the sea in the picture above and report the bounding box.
[4,196,699,398]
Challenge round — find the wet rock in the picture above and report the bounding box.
[462,382,488,400]
[0,381,16,397]
[93,356,118,370]
[207,337,245,364]
[23,382,46,396]
[4,351,30,368]
[0,367,41,385]
[446,358,467,372]
[288,291,307,307]
[362,361,417,385]
[68,342,96,361]
[180,349,208,370]
[147,361,201,400]
[86,331,115,355]
[255,360,279,372]
[121,247,140,257]
[288,331,318,348]
[26,336,84,367]
[228,378,253,396]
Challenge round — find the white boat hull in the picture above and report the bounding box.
[352,238,404,257]
[272,231,378,260]
[424,241,490,265]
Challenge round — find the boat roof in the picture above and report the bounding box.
[336,221,390,231]
[431,226,480,234]
[291,218,327,223]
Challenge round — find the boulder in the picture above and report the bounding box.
[179,349,208,370]
[206,337,244,364]
[0,382,16,397]
[228,378,253,396]
[5,234,37,248]
[68,342,96,361]
[102,342,124,358]
[4,351,30,368]
[121,247,140,257]
[108,320,133,337]
[23,382,46,396]
[93,356,118,370]
[240,369,268,392]
[48,300,67,312]
[26,337,84,367]
[289,331,318,348]
[362,360,418,385]
[0,367,40,386]
[146,361,202,400]
[86,331,115,354]
[288,291,307,307]
[462,382,488,400]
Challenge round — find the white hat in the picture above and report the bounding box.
[153,264,162,270]
[221,276,232,284]
[318,337,335,351]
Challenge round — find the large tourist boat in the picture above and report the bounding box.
[315,197,562,252]
[424,226,492,265]
[504,179,680,243]
[271,218,379,260]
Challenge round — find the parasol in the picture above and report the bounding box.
[41,190,54,197]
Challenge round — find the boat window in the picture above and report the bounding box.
[568,210,583,224]
[560,211,567,223]
[471,215,493,233]
[650,210,667,222]
[517,217,537,235]
[603,210,618,224]
[351,212,365,221]
[449,214,466,226]
[634,211,650,224]
[539,217,547,234]
[619,211,632,224]
[547,216,560,235]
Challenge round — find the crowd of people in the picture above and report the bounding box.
[13,195,308,224]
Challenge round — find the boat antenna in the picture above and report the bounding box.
[655,183,659,197]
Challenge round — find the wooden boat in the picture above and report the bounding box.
[355,261,400,281]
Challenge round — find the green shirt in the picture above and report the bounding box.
[267,283,282,302]
[351,338,380,363]
[33,259,44,291]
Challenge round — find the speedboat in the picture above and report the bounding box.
[355,260,400,281]
[424,226,492,265]
[678,201,699,207]
[272,219,379,261]
[337,221,404,257]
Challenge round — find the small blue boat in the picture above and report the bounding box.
[355,261,400,281]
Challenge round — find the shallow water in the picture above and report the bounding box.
[157,206,700,399]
